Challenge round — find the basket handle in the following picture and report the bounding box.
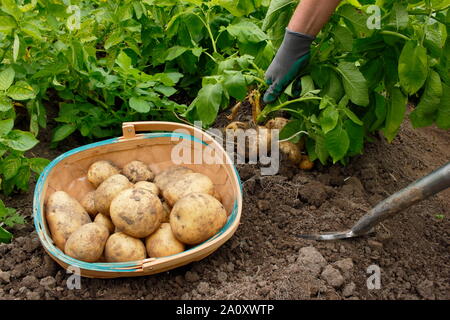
[121,121,214,144]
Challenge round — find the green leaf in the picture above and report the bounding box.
[227,21,267,43]
[0,226,12,243]
[164,46,189,61]
[218,0,256,17]
[342,106,363,125]
[314,133,329,165]
[195,83,223,126]
[338,4,372,37]
[398,41,428,95]
[21,22,42,40]
[13,33,19,62]
[7,81,36,100]
[52,124,77,143]
[388,2,408,30]
[410,70,442,128]
[262,0,296,31]
[116,51,132,72]
[335,61,369,106]
[129,97,151,113]
[300,75,315,96]
[333,25,353,51]
[154,85,177,97]
[325,124,350,163]
[344,120,364,156]
[279,119,304,143]
[223,71,247,100]
[436,83,450,129]
[104,30,124,50]
[0,96,12,112]
[0,118,14,136]
[0,67,15,91]
[370,93,387,131]
[3,130,39,151]
[29,157,50,174]
[1,157,20,180]
[322,70,344,102]
[14,166,30,191]
[320,105,339,134]
[0,15,17,33]
[383,88,407,143]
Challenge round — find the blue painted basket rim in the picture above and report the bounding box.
[33,131,243,273]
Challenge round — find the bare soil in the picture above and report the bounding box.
[0,107,449,300]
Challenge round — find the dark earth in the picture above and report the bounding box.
[0,105,449,300]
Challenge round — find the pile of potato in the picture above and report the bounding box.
[45,160,228,263]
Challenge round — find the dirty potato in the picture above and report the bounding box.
[87,160,120,187]
[80,191,97,217]
[145,223,185,258]
[122,160,154,183]
[64,223,109,262]
[94,174,133,216]
[279,141,302,164]
[154,166,194,191]
[104,232,147,262]
[110,188,163,238]
[163,172,214,207]
[46,191,91,250]
[265,117,289,130]
[170,193,227,245]
[134,181,159,196]
[94,213,115,234]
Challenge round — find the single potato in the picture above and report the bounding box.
[80,191,97,217]
[122,160,154,183]
[154,166,194,191]
[64,223,109,262]
[145,223,185,258]
[265,117,289,130]
[279,141,302,164]
[87,160,120,187]
[110,188,163,238]
[46,191,91,250]
[94,174,132,216]
[94,213,115,234]
[170,193,227,245]
[104,232,147,262]
[163,172,214,207]
[134,181,159,196]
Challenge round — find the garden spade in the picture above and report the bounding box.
[298,162,450,240]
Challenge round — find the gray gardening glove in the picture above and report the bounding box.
[264,28,315,103]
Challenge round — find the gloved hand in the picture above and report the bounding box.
[263,28,315,104]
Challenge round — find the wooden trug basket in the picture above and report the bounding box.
[33,121,243,278]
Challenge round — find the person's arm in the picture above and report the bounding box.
[288,0,341,36]
[264,0,341,103]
